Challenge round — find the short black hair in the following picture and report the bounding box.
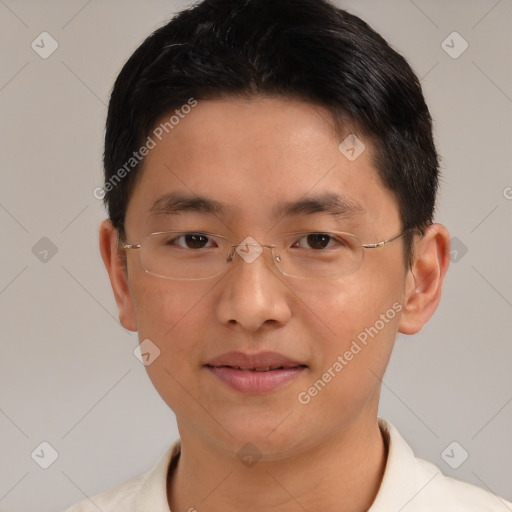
[103,0,439,268]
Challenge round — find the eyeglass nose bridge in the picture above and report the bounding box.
[226,241,278,264]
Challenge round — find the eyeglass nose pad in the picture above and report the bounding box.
[225,243,278,266]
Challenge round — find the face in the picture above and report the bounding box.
[115,96,413,459]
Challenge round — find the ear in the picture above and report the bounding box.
[99,219,138,332]
[398,223,450,335]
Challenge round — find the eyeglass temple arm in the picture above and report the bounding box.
[361,227,424,249]
[120,242,141,249]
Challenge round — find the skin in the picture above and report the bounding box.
[100,96,450,512]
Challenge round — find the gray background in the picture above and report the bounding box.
[0,1,511,511]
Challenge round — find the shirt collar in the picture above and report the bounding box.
[369,417,440,511]
[136,440,180,511]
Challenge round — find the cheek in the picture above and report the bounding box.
[300,273,404,389]
[300,271,403,336]
[294,285,401,424]
[130,278,216,382]
[131,278,207,337]
[132,280,215,410]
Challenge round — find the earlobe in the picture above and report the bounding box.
[99,219,138,332]
[398,224,450,335]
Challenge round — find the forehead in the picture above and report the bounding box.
[124,96,399,234]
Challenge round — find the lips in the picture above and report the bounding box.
[204,351,308,393]
[205,351,307,371]
[221,366,292,372]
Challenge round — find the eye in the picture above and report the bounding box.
[292,233,340,250]
[167,233,217,250]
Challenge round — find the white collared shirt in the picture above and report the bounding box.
[63,417,511,511]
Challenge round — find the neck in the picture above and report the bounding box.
[167,415,389,512]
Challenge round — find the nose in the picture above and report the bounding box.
[215,241,292,332]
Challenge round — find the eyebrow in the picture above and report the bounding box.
[148,191,365,219]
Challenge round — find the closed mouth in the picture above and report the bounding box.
[205,364,308,372]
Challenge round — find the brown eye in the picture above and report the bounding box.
[166,233,215,249]
[305,233,332,250]
[293,233,336,250]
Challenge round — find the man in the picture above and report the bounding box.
[65,0,512,510]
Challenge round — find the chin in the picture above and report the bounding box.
[212,411,316,458]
